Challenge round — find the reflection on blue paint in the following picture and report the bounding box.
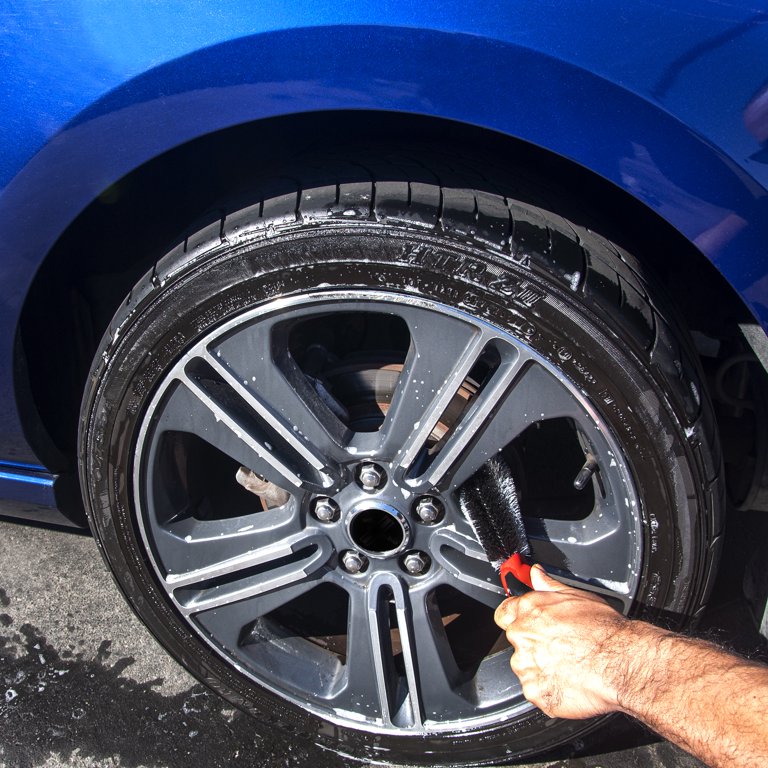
[0,464,56,508]
[0,471,53,487]
[0,461,47,473]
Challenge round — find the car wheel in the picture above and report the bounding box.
[80,177,722,764]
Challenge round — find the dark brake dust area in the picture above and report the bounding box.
[1,513,765,768]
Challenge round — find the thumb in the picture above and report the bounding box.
[530,563,567,592]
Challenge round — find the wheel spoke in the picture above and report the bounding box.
[211,319,349,463]
[430,529,507,605]
[432,525,490,563]
[201,348,336,480]
[152,372,325,494]
[335,573,464,728]
[165,525,334,615]
[403,585,468,723]
[526,509,636,610]
[424,362,587,492]
[389,576,427,728]
[550,572,633,613]
[335,574,398,723]
[149,504,298,577]
[192,577,323,653]
[450,575,507,610]
[363,306,488,462]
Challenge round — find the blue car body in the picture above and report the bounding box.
[1,0,767,522]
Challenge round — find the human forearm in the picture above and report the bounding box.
[494,565,768,768]
[610,622,768,768]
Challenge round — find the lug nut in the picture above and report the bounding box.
[312,497,339,523]
[358,462,385,491]
[341,550,368,574]
[403,551,430,576]
[414,496,443,524]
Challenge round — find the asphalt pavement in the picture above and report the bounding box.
[1,514,763,768]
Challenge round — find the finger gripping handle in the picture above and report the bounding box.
[500,553,532,593]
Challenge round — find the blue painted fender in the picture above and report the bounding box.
[1,9,767,464]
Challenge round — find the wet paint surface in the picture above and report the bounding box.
[2,4,768,465]
[4,516,759,768]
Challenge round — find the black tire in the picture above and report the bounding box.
[79,175,723,766]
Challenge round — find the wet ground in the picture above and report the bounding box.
[1,514,765,768]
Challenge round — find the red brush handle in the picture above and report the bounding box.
[500,553,532,594]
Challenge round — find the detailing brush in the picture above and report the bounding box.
[458,454,533,593]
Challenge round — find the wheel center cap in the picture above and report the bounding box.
[346,503,411,558]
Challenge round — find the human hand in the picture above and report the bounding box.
[498,565,768,768]
[494,564,639,719]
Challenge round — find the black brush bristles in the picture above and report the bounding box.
[458,455,530,570]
